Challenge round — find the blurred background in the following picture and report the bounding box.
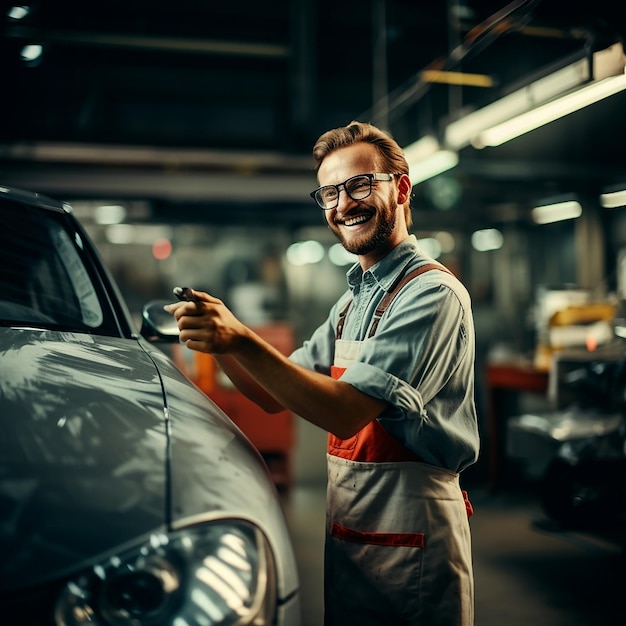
[2,1,626,622]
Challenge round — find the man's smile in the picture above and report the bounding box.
[337,212,374,227]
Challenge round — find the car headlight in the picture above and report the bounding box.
[54,520,277,626]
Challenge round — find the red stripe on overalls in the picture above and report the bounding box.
[331,521,425,547]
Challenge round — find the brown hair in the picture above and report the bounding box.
[312,120,412,228]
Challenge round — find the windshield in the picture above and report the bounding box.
[0,198,121,336]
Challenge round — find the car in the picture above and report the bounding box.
[0,185,301,626]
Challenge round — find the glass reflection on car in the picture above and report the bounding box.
[0,199,118,335]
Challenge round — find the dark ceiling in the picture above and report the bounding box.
[1,0,625,231]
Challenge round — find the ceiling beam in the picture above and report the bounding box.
[4,26,290,59]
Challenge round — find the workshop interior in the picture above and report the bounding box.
[2,2,626,625]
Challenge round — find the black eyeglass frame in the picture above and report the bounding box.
[309,172,399,210]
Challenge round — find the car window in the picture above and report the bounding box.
[49,227,104,327]
[0,198,120,335]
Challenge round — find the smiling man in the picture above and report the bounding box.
[166,121,480,626]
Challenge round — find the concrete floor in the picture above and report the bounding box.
[282,481,625,626]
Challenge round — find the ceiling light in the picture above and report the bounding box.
[471,228,504,251]
[444,42,626,150]
[404,135,459,185]
[599,187,626,209]
[106,224,137,244]
[531,198,582,225]
[286,240,324,266]
[420,70,494,88]
[7,5,31,20]
[95,204,127,225]
[476,74,626,147]
[20,43,43,66]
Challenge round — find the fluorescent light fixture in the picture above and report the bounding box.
[476,74,626,147]
[600,188,626,208]
[444,42,626,150]
[404,135,459,185]
[420,70,494,88]
[531,199,582,224]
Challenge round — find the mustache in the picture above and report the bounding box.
[332,205,376,225]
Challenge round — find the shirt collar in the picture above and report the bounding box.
[346,235,420,292]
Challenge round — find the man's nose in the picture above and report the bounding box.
[335,187,357,212]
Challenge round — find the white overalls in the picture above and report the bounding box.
[324,264,475,626]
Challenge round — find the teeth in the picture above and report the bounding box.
[344,215,369,226]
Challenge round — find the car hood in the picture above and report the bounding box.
[0,328,170,589]
[142,343,301,601]
[0,329,299,599]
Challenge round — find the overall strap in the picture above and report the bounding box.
[335,299,352,339]
[335,262,452,340]
[368,263,452,338]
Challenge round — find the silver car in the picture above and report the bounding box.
[0,185,301,625]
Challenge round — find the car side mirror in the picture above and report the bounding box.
[140,300,180,341]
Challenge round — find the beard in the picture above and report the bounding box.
[329,201,397,256]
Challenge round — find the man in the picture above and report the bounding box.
[165,121,480,625]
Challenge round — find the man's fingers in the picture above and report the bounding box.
[163,301,184,315]
[163,300,193,316]
[189,289,222,305]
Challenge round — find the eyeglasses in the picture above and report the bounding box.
[309,173,398,210]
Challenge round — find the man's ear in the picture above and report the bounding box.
[397,174,412,204]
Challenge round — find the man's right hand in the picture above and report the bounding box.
[164,288,250,355]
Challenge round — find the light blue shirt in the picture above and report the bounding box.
[290,235,480,472]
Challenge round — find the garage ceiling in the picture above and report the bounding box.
[1,0,625,231]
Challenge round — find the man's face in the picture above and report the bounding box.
[317,143,403,265]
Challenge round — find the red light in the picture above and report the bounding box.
[586,334,598,352]
[152,238,172,260]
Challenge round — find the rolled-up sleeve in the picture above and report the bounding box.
[351,280,468,409]
[338,362,426,419]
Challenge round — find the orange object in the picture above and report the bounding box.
[174,323,296,492]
